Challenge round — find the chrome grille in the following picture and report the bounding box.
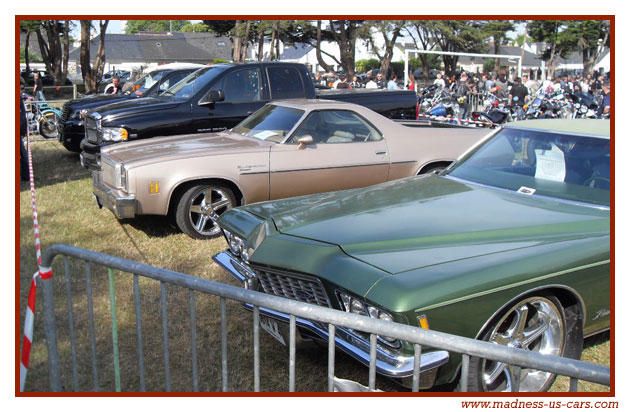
[85,114,101,143]
[253,267,331,308]
[61,102,71,122]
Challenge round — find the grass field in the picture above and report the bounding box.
[19,139,610,393]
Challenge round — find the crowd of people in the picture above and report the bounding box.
[316,68,611,119]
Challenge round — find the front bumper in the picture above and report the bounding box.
[213,251,449,388]
[80,139,115,171]
[58,120,84,150]
[92,171,136,219]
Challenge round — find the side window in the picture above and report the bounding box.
[212,68,261,103]
[292,110,383,144]
[267,67,306,99]
[163,71,192,90]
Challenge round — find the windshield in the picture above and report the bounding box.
[447,128,610,206]
[121,71,165,95]
[232,105,305,143]
[160,66,229,100]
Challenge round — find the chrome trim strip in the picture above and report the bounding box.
[271,162,388,174]
[503,124,610,139]
[473,284,590,340]
[443,175,611,211]
[212,251,449,378]
[414,260,610,314]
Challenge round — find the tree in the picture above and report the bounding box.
[528,20,577,79]
[125,20,190,33]
[22,20,73,85]
[20,20,42,79]
[427,20,488,76]
[80,20,109,94]
[569,20,610,77]
[284,20,366,77]
[363,21,406,80]
[481,20,515,72]
[405,21,440,79]
[181,22,212,33]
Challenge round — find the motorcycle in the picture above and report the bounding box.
[23,92,61,139]
[567,91,599,119]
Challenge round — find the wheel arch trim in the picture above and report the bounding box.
[166,176,246,215]
[473,284,587,341]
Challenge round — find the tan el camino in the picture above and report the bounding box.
[93,99,489,239]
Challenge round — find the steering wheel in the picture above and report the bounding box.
[583,175,610,189]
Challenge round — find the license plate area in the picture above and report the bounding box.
[259,315,286,346]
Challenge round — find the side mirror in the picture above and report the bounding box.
[296,135,314,150]
[199,90,225,106]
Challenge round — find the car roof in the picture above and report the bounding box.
[272,98,358,110]
[505,119,610,138]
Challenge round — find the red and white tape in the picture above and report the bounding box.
[418,113,497,127]
[20,130,52,392]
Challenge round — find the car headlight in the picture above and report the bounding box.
[223,229,250,264]
[101,155,128,191]
[337,291,400,348]
[102,127,128,142]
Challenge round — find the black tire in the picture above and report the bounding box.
[419,165,447,176]
[40,113,59,139]
[62,138,82,153]
[465,294,571,392]
[174,184,235,240]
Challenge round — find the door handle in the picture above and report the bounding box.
[375,150,387,155]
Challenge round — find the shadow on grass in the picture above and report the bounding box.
[120,215,181,238]
[584,330,610,349]
[26,140,90,189]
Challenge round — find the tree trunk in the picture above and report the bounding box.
[315,21,334,73]
[80,20,109,94]
[274,22,280,61]
[232,21,242,62]
[24,31,31,81]
[379,27,401,81]
[62,20,69,77]
[240,21,251,62]
[257,29,264,61]
[519,21,528,78]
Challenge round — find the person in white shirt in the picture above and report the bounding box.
[433,73,446,89]
[365,74,377,89]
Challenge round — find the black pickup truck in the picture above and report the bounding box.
[80,62,419,170]
[59,64,203,152]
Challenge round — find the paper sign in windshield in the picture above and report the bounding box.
[535,143,566,182]
[253,130,279,140]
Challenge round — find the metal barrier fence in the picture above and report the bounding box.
[35,244,610,392]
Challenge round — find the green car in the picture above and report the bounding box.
[213,119,610,392]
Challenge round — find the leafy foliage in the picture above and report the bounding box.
[125,20,191,33]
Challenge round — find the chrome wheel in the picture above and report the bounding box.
[481,296,565,392]
[175,184,235,239]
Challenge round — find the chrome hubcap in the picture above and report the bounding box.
[482,297,565,392]
[187,188,231,236]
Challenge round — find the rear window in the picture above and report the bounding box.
[267,67,306,99]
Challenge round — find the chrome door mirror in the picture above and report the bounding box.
[296,135,314,150]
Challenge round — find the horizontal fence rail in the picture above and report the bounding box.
[35,244,609,392]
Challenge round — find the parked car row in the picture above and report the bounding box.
[62,60,609,392]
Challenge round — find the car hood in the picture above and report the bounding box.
[103,131,272,166]
[243,175,610,274]
[90,97,179,120]
[67,93,134,111]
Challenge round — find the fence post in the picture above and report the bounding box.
[40,267,62,391]
[73,84,77,99]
